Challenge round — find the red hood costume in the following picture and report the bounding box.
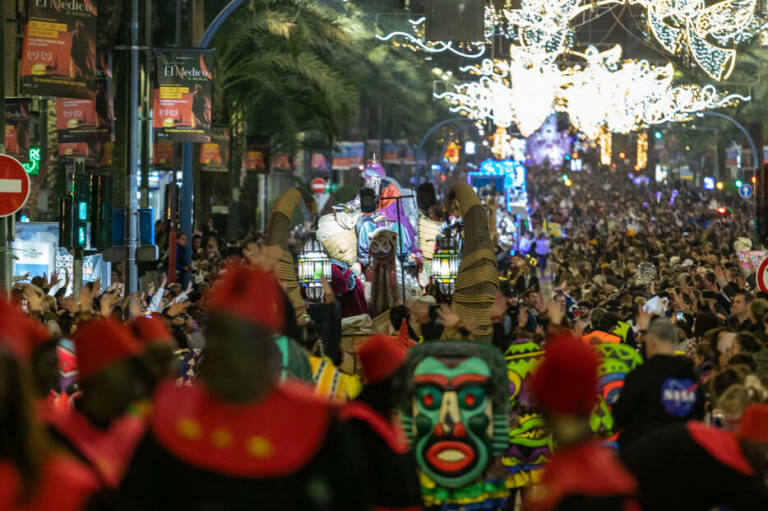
[528,334,639,511]
[40,404,146,488]
[340,334,422,511]
[0,455,98,511]
[619,408,768,511]
[111,266,371,510]
[43,319,146,488]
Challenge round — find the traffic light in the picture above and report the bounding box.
[73,171,90,249]
[58,194,74,249]
[90,174,113,250]
[654,131,662,140]
[736,179,744,188]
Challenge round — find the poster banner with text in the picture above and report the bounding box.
[331,141,364,169]
[200,125,230,172]
[21,0,98,99]
[271,153,293,173]
[153,140,177,170]
[59,141,113,167]
[5,99,32,163]
[153,49,213,142]
[245,135,269,173]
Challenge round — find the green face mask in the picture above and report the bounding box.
[401,342,509,494]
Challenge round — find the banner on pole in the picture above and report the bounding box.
[153,49,213,142]
[200,125,230,172]
[5,99,32,163]
[271,153,292,173]
[245,135,269,173]
[153,140,177,170]
[331,141,364,169]
[21,0,98,99]
[59,141,113,167]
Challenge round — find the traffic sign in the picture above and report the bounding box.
[310,178,327,194]
[757,257,768,293]
[0,155,30,217]
[739,184,753,199]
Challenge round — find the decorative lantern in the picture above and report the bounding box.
[432,234,461,297]
[298,237,332,302]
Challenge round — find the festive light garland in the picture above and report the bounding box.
[435,45,749,138]
[630,0,767,81]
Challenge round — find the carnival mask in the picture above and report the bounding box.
[370,230,396,263]
[503,339,552,487]
[589,343,643,438]
[402,342,509,489]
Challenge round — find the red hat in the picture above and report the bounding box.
[73,318,142,381]
[129,314,173,347]
[206,265,284,333]
[532,334,599,416]
[0,300,51,359]
[358,334,407,384]
[738,404,768,443]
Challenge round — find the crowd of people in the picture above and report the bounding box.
[2,163,768,510]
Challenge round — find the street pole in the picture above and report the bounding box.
[180,0,248,248]
[696,112,759,171]
[125,0,141,294]
[0,0,9,292]
[139,0,152,209]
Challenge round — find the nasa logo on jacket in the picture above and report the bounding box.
[660,378,697,418]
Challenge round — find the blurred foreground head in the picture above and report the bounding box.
[72,319,148,428]
[532,334,599,445]
[201,265,285,403]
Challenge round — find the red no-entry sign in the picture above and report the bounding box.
[310,178,327,194]
[0,155,30,217]
[757,257,768,293]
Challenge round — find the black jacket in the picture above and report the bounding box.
[613,354,705,449]
[620,422,768,511]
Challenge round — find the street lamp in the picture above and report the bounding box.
[432,234,461,297]
[297,237,332,302]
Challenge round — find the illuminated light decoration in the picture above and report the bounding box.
[438,42,748,141]
[703,176,716,189]
[432,234,461,297]
[629,0,767,81]
[637,132,648,169]
[435,48,564,137]
[492,126,512,159]
[619,152,627,159]
[467,159,528,213]
[22,146,41,175]
[297,237,332,302]
[444,141,461,164]
[375,17,486,59]
[598,130,612,166]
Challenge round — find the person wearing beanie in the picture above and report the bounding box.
[0,300,100,511]
[115,265,370,510]
[613,318,704,449]
[527,334,638,511]
[340,334,422,511]
[42,318,150,488]
[620,404,768,510]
